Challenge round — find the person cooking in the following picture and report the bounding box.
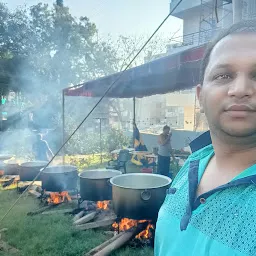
[33,134,53,161]
[155,20,256,256]
[157,125,176,177]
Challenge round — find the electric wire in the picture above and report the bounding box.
[0,0,184,223]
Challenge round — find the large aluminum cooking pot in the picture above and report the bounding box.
[110,173,172,221]
[41,165,78,192]
[3,159,20,175]
[19,161,48,181]
[79,169,122,201]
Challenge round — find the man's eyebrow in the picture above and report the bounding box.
[211,64,232,70]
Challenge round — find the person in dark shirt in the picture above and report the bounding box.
[33,134,53,161]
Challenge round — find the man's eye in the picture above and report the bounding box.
[214,74,232,80]
[250,72,256,80]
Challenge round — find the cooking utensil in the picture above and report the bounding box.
[110,173,171,221]
[19,161,48,181]
[3,159,20,175]
[41,165,78,192]
[79,169,122,201]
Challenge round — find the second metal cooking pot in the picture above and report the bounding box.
[3,159,20,175]
[41,165,78,192]
[79,169,122,201]
[19,161,48,181]
[110,173,172,221]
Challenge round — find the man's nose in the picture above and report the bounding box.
[228,74,254,98]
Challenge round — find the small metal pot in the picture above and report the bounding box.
[110,173,171,221]
[41,165,78,192]
[3,160,20,175]
[19,161,48,181]
[79,169,122,201]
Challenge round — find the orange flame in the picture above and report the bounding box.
[96,200,110,210]
[135,224,154,239]
[47,191,71,205]
[112,218,154,240]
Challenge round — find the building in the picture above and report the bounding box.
[168,0,256,54]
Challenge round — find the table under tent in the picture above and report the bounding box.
[62,44,206,166]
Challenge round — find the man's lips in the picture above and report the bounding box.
[224,105,255,118]
[225,105,254,111]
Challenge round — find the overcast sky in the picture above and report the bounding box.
[5,0,183,39]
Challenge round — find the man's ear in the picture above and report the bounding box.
[196,84,204,113]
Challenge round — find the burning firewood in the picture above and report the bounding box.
[73,211,97,226]
[84,222,149,256]
[75,217,117,231]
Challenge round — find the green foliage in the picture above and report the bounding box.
[0,2,118,97]
[66,128,130,155]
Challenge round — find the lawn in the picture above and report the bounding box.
[0,153,179,256]
[0,190,154,256]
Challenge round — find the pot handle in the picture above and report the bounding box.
[141,190,151,201]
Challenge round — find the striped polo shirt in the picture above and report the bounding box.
[155,144,256,256]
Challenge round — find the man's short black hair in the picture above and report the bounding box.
[163,125,170,131]
[200,19,256,84]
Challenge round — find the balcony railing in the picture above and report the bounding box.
[167,28,220,53]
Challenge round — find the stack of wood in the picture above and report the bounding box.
[83,222,149,256]
[73,209,117,231]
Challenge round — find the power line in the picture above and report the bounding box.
[0,0,184,223]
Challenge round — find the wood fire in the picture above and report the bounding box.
[47,191,71,205]
[112,218,154,240]
[96,200,110,210]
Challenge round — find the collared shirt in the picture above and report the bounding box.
[155,144,256,256]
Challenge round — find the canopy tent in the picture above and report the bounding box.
[61,44,206,161]
[63,44,206,99]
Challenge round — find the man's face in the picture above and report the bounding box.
[197,34,256,138]
[163,128,170,135]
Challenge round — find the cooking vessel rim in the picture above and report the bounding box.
[110,173,172,189]
[20,161,48,167]
[42,165,77,173]
[79,169,122,179]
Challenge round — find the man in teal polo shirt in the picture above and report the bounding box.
[155,20,256,256]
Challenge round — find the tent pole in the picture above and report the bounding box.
[62,90,65,165]
[133,97,136,124]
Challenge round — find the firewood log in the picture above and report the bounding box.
[73,211,97,225]
[72,210,85,222]
[75,217,117,231]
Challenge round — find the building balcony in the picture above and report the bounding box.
[170,0,232,18]
[166,28,220,54]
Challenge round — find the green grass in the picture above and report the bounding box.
[0,191,153,256]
